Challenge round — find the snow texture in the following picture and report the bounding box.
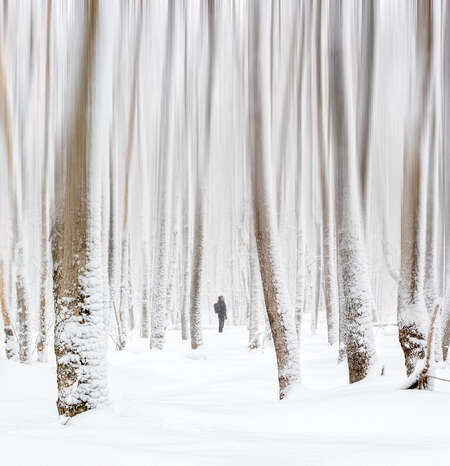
[2,324,450,466]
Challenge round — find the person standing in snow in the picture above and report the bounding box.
[214,296,227,333]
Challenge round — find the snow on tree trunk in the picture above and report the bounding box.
[117,237,130,350]
[167,193,181,330]
[127,241,135,331]
[190,198,206,350]
[295,227,305,338]
[442,3,450,362]
[118,1,143,350]
[37,0,52,363]
[0,11,31,364]
[248,232,262,350]
[328,0,377,383]
[398,1,438,383]
[15,244,31,364]
[0,262,16,360]
[190,1,216,351]
[53,1,113,417]
[141,238,150,339]
[151,1,176,351]
[249,0,300,399]
[181,179,191,342]
[315,0,338,346]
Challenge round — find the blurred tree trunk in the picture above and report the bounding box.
[0,261,16,359]
[398,2,436,385]
[53,1,112,417]
[249,0,300,399]
[151,1,175,350]
[190,0,216,350]
[37,0,52,363]
[118,0,143,350]
[0,9,31,364]
[315,0,338,346]
[440,0,450,362]
[328,0,377,383]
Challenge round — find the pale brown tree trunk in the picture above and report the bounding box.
[329,0,377,383]
[398,2,436,386]
[0,9,31,364]
[249,0,300,399]
[53,1,110,417]
[440,0,450,362]
[37,0,52,363]
[248,229,262,350]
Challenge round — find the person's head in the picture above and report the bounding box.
[219,295,224,301]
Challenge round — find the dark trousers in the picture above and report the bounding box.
[218,316,225,333]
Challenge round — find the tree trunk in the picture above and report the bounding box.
[248,233,262,350]
[440,0,450,362]
[189,1,216,350]
[53,2,112,417]
[398,1,436,384]
[315,0,338,346]
[328,0,377,383]
[37,0,52,363]
[151,1,176,350]
[0,262,16,360]
[249,0,300,399]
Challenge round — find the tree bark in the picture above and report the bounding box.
[328,0,377,383]
[398,1,435,384]
[0,261,16,359]
[37,0,52,363]
[53,1,112,417]
[249,0,300,399]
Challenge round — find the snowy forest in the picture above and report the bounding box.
[1,1,450,465]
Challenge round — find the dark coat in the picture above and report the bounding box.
[214,300,227,319]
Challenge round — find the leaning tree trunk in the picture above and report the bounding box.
[53,2,112,417]
[249,0,300,399]
[328,0,377,383]
[248,231,262,350]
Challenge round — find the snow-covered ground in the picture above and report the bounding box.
[1,323,450,466]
